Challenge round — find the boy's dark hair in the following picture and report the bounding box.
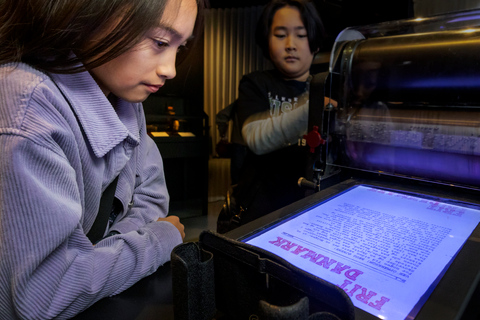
[0,0,207,74]
[255,0,326,60]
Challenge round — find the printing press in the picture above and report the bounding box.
[316,8,480,191]
[171,9,480,320]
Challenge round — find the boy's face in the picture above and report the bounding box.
[90,0,197,102]
[268,5,315,82]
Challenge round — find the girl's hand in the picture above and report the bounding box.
[157,215,185,240]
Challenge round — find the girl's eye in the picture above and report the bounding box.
[152,38,169,48]
[298,34,308,38]
[274,34,286,39]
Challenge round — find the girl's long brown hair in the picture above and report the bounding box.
[0,0,207,74]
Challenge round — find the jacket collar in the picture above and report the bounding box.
[50,71,140,158]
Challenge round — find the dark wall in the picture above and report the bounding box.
[316,0,414,50]
[209,0,414,51]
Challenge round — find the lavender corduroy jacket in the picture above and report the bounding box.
[0,63,182,319]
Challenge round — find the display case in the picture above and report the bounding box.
[143,95,209,217]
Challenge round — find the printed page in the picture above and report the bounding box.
[245,185,480,320]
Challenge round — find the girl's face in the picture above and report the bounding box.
[90,0,198,102]
[268,5,315,82]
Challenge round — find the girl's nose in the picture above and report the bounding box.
[156,51,177,80]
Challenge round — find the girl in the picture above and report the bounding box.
[221,0,326,230]
[0,0,205,318]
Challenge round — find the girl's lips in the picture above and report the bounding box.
[144,84,162,93]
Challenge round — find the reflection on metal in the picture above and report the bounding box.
[326,9,480,189]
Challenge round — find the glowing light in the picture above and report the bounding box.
[414,18,425,22]
[461,28,478,33]
[448,15,480,23]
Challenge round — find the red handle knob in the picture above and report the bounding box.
[303,126,325,153]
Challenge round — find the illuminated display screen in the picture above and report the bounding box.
[243,185,480,319]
